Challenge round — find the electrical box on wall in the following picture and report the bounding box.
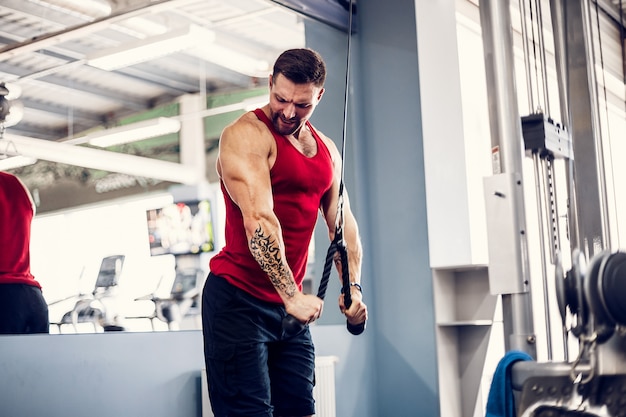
[483,172,529,295]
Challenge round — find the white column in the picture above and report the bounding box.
[179,94,207,183]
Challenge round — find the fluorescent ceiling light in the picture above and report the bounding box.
[87,25,216,71]
[44,0,112,18]
[177,95,268,120]
[113,17,168,37]
[0,155,37,170]
[86,117,181,147]
[188,44,270,78]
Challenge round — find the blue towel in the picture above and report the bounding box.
[485,350,533,417]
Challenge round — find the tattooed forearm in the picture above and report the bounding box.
[250,225,297,298]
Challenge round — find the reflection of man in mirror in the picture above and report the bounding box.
[0,171,49,334]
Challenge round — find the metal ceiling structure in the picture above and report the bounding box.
[0,0,312,142]
[0,0,619,145]
[0,0,353,213]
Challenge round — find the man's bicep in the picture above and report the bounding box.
[320,183,342,242]
[220,154,266,206]
[219,127,273,214]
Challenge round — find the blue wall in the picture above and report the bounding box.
[307,0,440,413]
[355,0,439,415]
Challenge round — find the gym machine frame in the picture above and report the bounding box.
[480,0,626,416]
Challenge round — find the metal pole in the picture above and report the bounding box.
[549,0,581,261]
[479,0,537,357]
[557,0,611,257]
[533,153,554,360]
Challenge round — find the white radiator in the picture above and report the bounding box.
[312,356,338,417]
[202,355,338,417]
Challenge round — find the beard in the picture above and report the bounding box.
[271,111,301,136]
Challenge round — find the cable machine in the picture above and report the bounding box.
[480,0,626,415]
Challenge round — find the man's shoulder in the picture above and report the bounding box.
[223,111,264,135]
[236,110,269,128]
[221,111,275,152]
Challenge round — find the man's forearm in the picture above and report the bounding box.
[249,224,297,298]
[332,234,362,283]
[344,213,363,282]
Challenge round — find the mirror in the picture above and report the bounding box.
[0,0,353,334]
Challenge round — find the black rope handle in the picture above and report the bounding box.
[281,237,338,337]
[282,232,366,336]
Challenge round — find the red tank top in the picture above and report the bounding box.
[0,172,41,288]
[209,109,334,304]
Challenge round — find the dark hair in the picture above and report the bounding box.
[272,48,326,87]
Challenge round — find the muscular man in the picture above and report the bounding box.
[0,171,49,334]
[202,48,367,417]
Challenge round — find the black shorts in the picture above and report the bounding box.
[0,283,49,334]
[202,273,316,417]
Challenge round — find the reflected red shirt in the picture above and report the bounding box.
[209,109,333,304]
[0,172,41,288]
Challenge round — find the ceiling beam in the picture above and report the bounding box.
[2,133,200,184]
[18,98,104,124]
[5,125,64,141]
